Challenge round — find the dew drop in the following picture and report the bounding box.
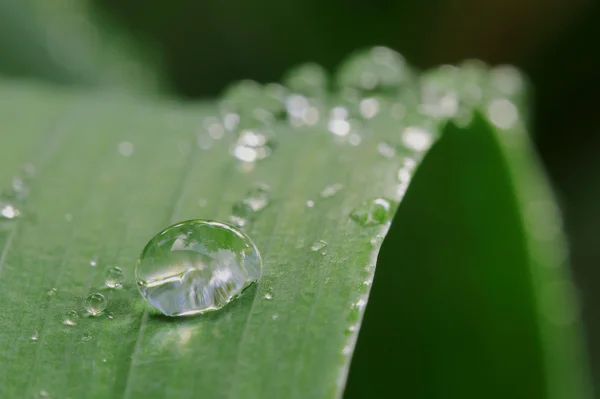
[230,184,271,227]
[82,331,93,342]
[487,98,518,130]
[272,313,279,320]
[336,46,410,93]
[63,310,80,326]
[0,198,21,220]
[283,63,328,97]
[136,220,262,317]
[220,80,284,124]
[105,266,125,288]
[118,141,134,157]
[311,240,328,254]
[377,142,396,158]
[263,293,273,300]
[85,293,107,316]
[401,126,433,152]
[306,200,315,208]
[31,330,39,341]
[359,97,380,119]
[39,390,50,398]
[106,311,115,320]
[47,288,57,296]
[320,183,343,198]
[232,129,276,163]
[370,235,383,247]
[350,198,396,226]
[327,106,351,136]
[89,257,98,267]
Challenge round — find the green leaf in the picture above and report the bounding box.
[346,114,592,399]
[0,56,590,399]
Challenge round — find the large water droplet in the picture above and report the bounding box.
[350,198,396,226]
[336,47,411,93]
[105,266,125,288]
[63,310,80,326]
[136,220,262,317]
[85,293,107,316]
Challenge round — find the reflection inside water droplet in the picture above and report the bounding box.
[63,310,79,326]
[350,198,396,226]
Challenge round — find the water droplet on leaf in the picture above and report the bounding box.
[350,198,396,226]
[105,266,125,288]
[230,184,271,228]
[136,220,262,317]
[320,184,343,198]
[47,288,57,296]
[85,293,107,316]
[283,63,328,97]
[63,310,80,326]
[311,240,328,254]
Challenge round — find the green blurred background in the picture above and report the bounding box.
[1,0,598,395]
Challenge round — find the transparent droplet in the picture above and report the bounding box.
[232,129,276,163]
[47,288,57,296]
[487,98,518,130]
[327,106,351,136]
[311,240,328,254]
[85,293,107,316]
[82,331,93,342]
[272,314,279,320]
[370,235,384,247]
[136,220,262,317]
[336,46,411,93]
[359,97,380,119]
[89,257,98,267]
[105,266,125,288]
[31,330,39,341]
[63,310,80,326]
[350,198,396,226]
[377,142,396,158]
[220,80,284,124]
[0,198,21,220]
[401,126,434,153]
[106,311,115,320]
[320,183,343,198]
[118,141,134,157]
[306,200,315,208]
[39,390,50,398]
[230,184,271,228]
[263,292,273,300]
[284,94,321,127]
[283,63,328,97]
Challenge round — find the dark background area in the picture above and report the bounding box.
[1,0,599,394]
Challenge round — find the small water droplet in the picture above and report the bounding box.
[311,240,328,254]
[353,298,367,311]
[336,46,411,93]
[47,288,57,296]
[232,130,275,163]
[370,235,383,247]
[39,390,50,398]
[359,98,380,119]
[118,141,134,157]
[285,94,320,127]
[327,106,351,136]
[272,314,279,320]
[63,310,80,326]
[401,126,433,152]
[106,311,115,320]
[136,220,262,317]
[377,142,396,158]
[348,133,362,146]
[263,293,273,300]
[0,198,21,220]
[487,98,518,129]
[105,266,125,288]
[350,198,396,226]
[82,331,93,342]
[85,293,107,316]
[89,257,98,267]
[102,358,108,363]
[230,184,271,228]
[203,117,226,140]
[31,330,39,341]
[283,63,328,97]
[220,80,284,124]
[320,183,343,198]
[342,344,352,356]
[306,200,315,208]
